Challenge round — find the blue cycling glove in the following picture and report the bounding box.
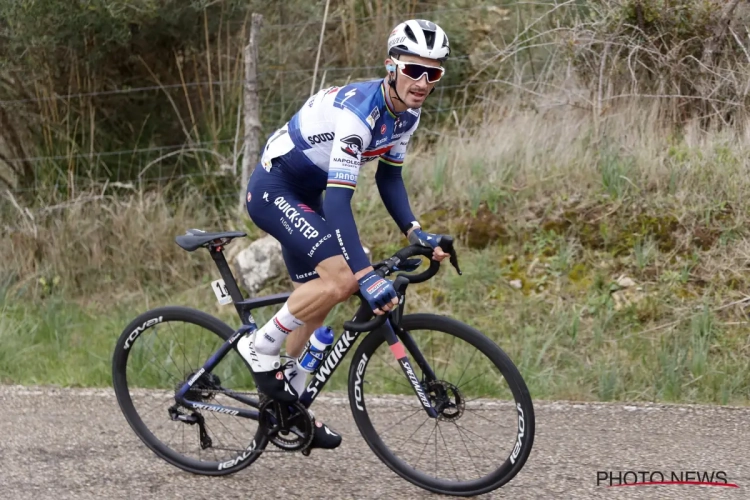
[357,271,397,312]
[407,227,442,249]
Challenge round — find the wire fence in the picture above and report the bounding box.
[0,0,563,200]
[1,94,495,198]
[0,52,503,107]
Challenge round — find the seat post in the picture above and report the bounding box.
[208,244,254,325]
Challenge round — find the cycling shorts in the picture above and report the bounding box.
[245,160,342,283]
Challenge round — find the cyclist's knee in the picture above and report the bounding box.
[316,257,357,303]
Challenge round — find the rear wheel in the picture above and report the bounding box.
[348,314,534,497]
[112,306,268,475]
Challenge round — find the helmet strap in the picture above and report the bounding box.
[387,69,406,106]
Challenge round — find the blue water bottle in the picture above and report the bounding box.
[297,326,334,373]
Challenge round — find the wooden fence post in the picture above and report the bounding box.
[240,13,263,211]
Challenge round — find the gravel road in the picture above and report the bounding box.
[2,385,748,499]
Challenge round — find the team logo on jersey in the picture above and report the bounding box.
[380,124,387,134]
[340,135,363,158]
[366,107,380,129]
[308,132,334,144]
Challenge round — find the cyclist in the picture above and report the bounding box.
[238,19,451,451]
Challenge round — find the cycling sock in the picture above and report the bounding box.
[254,302,304,356]
[284,358,308,396]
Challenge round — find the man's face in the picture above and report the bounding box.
[387,54,443,109]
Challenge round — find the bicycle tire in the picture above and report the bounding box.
[112,306,268,475]
[347,313,535,497]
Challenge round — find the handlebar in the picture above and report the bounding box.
[343,235,462,332]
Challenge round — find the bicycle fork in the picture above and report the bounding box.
[382,318,439,419]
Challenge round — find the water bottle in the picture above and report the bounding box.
[297,326,334,373]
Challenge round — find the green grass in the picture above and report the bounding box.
[6,95,750,406]
[3,229,750,406]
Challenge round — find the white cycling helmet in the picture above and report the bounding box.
[387,19,450,62]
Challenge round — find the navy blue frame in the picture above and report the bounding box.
[173,241,439,421]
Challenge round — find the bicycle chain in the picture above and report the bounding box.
[175,388,314,454]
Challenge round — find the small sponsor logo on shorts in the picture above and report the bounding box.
[308,233,332,257]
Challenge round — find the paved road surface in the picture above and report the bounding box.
[2,385,748,499]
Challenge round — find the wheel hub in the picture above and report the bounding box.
[177,371,222,402]
[426,380,465,422]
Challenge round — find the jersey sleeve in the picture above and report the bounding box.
[322,108,373,274]
[375,115,420,233]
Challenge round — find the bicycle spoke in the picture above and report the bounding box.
[372,375,413,392]
[164,422,182,453]
[151,326,187,381]
[414,421,438,472]
[135,395,175,421]
[454,346,479,388]
[377,408,424,438]
[457,372,491,393]
[437,423,460,481]
[138,338,182,384]
[451,421,481,479]
[202,419,232,460]
[462,407,500,426]
[434,420,438,479]
[441,334,457,380]
[452,420,489,441]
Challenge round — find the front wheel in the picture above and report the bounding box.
[348,313,534,497]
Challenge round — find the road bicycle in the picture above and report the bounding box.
[112,228,535,497]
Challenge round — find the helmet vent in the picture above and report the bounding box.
[404,25,417,43]
[424,30,435,50]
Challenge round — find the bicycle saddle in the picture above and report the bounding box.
[175,228,247,252]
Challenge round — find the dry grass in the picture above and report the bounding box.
[3,0,750,403]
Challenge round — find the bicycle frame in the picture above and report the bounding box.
[174,243,440,420]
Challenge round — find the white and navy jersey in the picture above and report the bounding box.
[257,78,420,274]
[260,79,420,191]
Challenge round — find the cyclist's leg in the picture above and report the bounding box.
[278,193,340,359]
[238,163,356,402]
[280,261,343,451]
[285,281,328,358]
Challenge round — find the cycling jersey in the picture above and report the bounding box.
[250,78,420,276]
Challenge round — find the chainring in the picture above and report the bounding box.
[258,396,314,452]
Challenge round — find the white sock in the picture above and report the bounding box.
[254,302,304,356]
[285,359,309,396]
[236,331,281,372]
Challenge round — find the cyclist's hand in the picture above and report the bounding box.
[357,271,399,316]
[407,227,450,262]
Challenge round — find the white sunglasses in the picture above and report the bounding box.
[390,57,445,83]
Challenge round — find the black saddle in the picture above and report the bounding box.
[175,229,246,252]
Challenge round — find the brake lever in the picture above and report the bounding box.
[450,253,462,275]
[438,235,462,276]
